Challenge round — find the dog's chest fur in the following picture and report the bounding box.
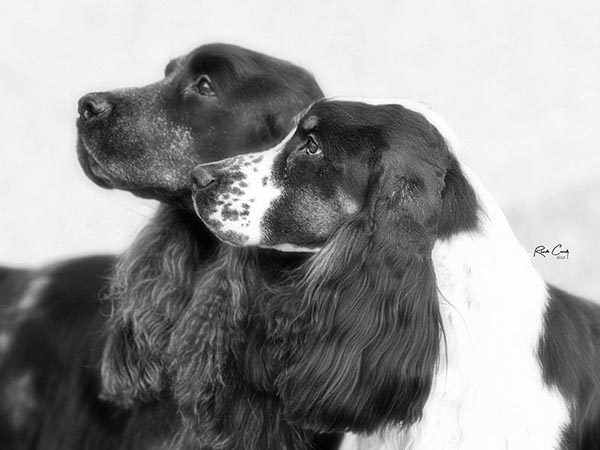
[341,167,570,450]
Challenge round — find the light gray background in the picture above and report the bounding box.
[1,0,598,299]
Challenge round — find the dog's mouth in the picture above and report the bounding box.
[77,136,116,189]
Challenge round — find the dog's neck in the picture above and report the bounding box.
[432,164,550,343]
[423,165,566,448]
[344,164,570,450]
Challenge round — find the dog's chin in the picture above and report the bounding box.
[125,186,191,205]
[77,137,191,205]
[191,195,245,246]
[77,140,115,190]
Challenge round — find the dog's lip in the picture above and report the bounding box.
[191,192,233,244]
[87,157,112,185]
[78,137,115,187]
[191,188,212,220]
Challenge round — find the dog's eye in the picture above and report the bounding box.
[193,75,215,96]
[305,136,321,156]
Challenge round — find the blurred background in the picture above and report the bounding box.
[0,0,598,299]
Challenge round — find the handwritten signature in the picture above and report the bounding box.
[533,244,570,260]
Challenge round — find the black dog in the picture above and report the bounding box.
[1,44,339,450]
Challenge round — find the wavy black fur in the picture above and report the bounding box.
[272,155,443,433]
[102,208,341,449]
[101,205,218,406]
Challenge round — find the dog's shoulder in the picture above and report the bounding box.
[539,284,600,449]
[0,255,120,449]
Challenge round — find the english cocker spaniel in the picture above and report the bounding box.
[1,44,342,450]
[191,98,600,450]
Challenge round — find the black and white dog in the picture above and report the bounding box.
[191,98,600,450]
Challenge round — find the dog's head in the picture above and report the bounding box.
[192,98,481,432]
[76,43,323,202]
[191,98,479,250]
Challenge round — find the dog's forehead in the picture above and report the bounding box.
[185,49,235,72]
[330,97,462,156]
[303,100,380,127]
[295,99,457,167]
[300,100,390,142]
[299,102,345,132]
[303,101,333,120]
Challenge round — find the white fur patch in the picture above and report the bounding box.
[342,170,569,450]
[198,130,296,246]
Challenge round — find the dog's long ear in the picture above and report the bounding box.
[101,204,216,406]
[278,148,446,433]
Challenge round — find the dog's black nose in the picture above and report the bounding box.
[191,166,217,189]
[78,93,112,123]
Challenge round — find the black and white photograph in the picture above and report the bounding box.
[1,1,599,449]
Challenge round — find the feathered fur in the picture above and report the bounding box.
[101,205,217,406]
[102,206,340,449]
[276,168,443,433]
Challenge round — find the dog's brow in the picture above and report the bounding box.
[292,102,318,128]
[302,115,319,130]
[164,58,180,75]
